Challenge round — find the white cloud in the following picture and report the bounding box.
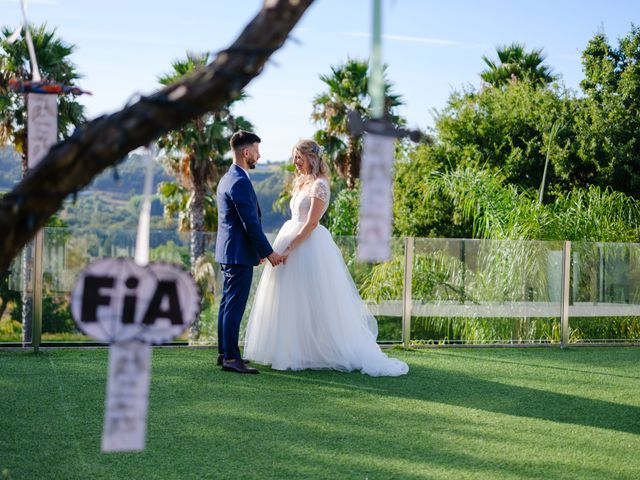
[341,31,489,48]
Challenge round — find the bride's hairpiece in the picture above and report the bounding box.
[311,143,324,156]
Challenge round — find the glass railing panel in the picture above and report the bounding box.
[335,235,405,343]
[569,242,640,343]
[409,238,564,345]
[216,234,405,345]
[17,228,216,344]
[0,251,27,343]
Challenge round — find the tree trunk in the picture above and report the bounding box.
[190,184,206,268]
[0,0,314,273]
[21,242,33,343]
[346,135,361,189]
[188,177,206,342]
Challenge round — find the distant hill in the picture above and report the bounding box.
[87,152,172,197]
[252,167,289,232]
[0,148,172,195]
[1,147,289,234]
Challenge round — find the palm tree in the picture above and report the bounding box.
[0,23,85,174]
[156,52,253,340]
[1,23,85,343]
[481,42,556,89]
[311,58,403,189]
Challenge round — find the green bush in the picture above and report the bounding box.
[43,295,75,334]
[0,316,22,341]
[326,183,360,236]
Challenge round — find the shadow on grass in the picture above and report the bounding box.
[433,348,640,380]
[205,359,640,437]
[146,352,640,479]
[5,349,639,438]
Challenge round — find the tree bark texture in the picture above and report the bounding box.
[346,134,362,190]
[0,0,314,272]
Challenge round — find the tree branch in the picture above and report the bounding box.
[0,0,314,272]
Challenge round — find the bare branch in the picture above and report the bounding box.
[0,0,314,271]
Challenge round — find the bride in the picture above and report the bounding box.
[243,139,408,377]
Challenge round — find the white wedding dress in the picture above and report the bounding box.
[243,177,409,377]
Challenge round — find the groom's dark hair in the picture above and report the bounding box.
[230,131,261,151]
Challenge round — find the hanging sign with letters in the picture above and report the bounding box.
[70,258,200,452]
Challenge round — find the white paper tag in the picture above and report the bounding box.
[357,132,395,262]
[102,341,151,452]
[27,93,57,168]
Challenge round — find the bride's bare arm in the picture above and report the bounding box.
[283,197,326,255]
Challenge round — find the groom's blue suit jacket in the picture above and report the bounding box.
[215,164,273,266]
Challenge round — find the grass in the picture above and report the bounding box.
[1,347,640,479]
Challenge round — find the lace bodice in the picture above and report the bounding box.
[289,178,330,222]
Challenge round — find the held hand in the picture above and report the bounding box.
[259,258,266,265]
[267,252,283,267]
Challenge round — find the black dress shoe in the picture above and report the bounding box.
[217,354,250,366]
[222,359,259,374]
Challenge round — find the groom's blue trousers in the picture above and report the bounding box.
[217,264,253,361]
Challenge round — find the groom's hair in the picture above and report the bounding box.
[230,131,261,151]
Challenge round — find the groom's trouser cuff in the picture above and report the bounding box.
[220,264,253,361]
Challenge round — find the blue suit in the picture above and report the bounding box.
[215,164,273,361]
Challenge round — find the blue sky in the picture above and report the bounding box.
[1,0,639,161]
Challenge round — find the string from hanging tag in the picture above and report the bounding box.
[134,146,156,267]
[19,0,42,81]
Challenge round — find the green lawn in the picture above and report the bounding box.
[1,347,640,479]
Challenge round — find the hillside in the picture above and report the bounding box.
[1,147,288,234]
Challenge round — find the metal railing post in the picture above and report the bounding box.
[32,229,44,353]
[560,240,571,348]
[402,237,414,347]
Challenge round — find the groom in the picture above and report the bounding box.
[215,131,284,374]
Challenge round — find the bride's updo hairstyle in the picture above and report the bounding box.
[292,139,329,191]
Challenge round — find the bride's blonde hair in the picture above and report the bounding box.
[292,139,330,191]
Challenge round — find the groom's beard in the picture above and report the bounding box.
[247,156,258,169]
